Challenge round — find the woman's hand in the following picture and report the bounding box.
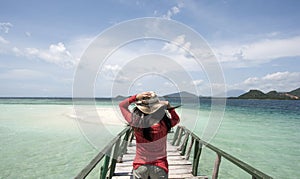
[160,101,171,109]
[136,92,152,101]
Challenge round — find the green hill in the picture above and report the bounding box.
[289,88,300,97]
[266,91,292,100]
[163,91,199,98]
[238,90,267,99]
[238,88,300,100]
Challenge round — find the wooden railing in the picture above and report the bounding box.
[75,125,272,179]
[172,125,273,179]
[75,126,133,179]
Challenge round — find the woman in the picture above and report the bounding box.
[119,91,180,179]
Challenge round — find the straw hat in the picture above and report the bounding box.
[135,92,166,114]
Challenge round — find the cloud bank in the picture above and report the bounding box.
[0,22,13,33]
[21,42,78,68]
[215,36,300,67]
[230,71,300,93]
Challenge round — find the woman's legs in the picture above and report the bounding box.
[133,165,148,179]
[133,165,168,179]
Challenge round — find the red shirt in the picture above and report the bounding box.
[119,95,180,173]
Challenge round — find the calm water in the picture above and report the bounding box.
[0,98,299,178]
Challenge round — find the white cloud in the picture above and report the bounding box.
[25,32,31,37]
[103,64,122,72]
[243,37,300,60]
[1,34,94,69]
[266,31,280,37]
[229,71,300,93]
[162,34,192,56]
[67,36,94,58]
[215,36,300,67]
[0,69,48,80]
[98,64,131,84]
[0,36,9,44]
[172,6,180,14]
[16,42,79,68]
[0,36,11,54]
[102,64,122,78]
[161,34,212,72]
[262,71,291,81]
[0,22,13,33]
[191,79,203,86]
[164,81,174,87]
[162,2,184,19]
[25,47,39,55]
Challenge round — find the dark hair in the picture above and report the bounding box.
[131,107,171,141]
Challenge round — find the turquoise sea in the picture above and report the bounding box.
[0,98,299,178]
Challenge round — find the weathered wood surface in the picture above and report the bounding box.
[112,139,207,179]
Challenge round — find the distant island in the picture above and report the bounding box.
[163,91,199,98]
[2,88,299,100]
[164,89,300,100]
[113,88,300,100]
[232,87,300,100]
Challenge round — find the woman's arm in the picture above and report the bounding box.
[168,109,180,127]
[161,100,180,127]
[119,92,153,123]
[119,95,137,123]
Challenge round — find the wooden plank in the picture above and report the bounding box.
[116,157,133,162]
[113,175,208,179]
[168,160,192,165]
[115,166,132,172]
[112,176,131,179]
[169,165,192,169]
[168,155,186,160]
[115,161,133,167]
[169,168,192,174]
[169,174,204,179]
[113,141,196,179]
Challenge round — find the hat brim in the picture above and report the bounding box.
[167,105,182,110]
[136,102,166,114]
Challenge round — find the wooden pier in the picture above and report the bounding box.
[75,126,273,179]
[113,138,208,179]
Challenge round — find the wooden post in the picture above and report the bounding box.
[192,140,202,176]
[128,130,134,147]
[175,127,184,146]
[179,133,189,156]
[177,132,187,150]
[185,137,194,160]
[100,154,110,179]
[212,154,222,179]
[117,128,132,162]
[172,126,180,145]
[108,137,121,178]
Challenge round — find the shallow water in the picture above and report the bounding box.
[0,98,299,178]
[194,99,300,178]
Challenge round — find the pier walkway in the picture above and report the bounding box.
[75,126,273,179]
[113,138,207,179]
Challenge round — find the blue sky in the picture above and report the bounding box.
[1,0,300,97]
